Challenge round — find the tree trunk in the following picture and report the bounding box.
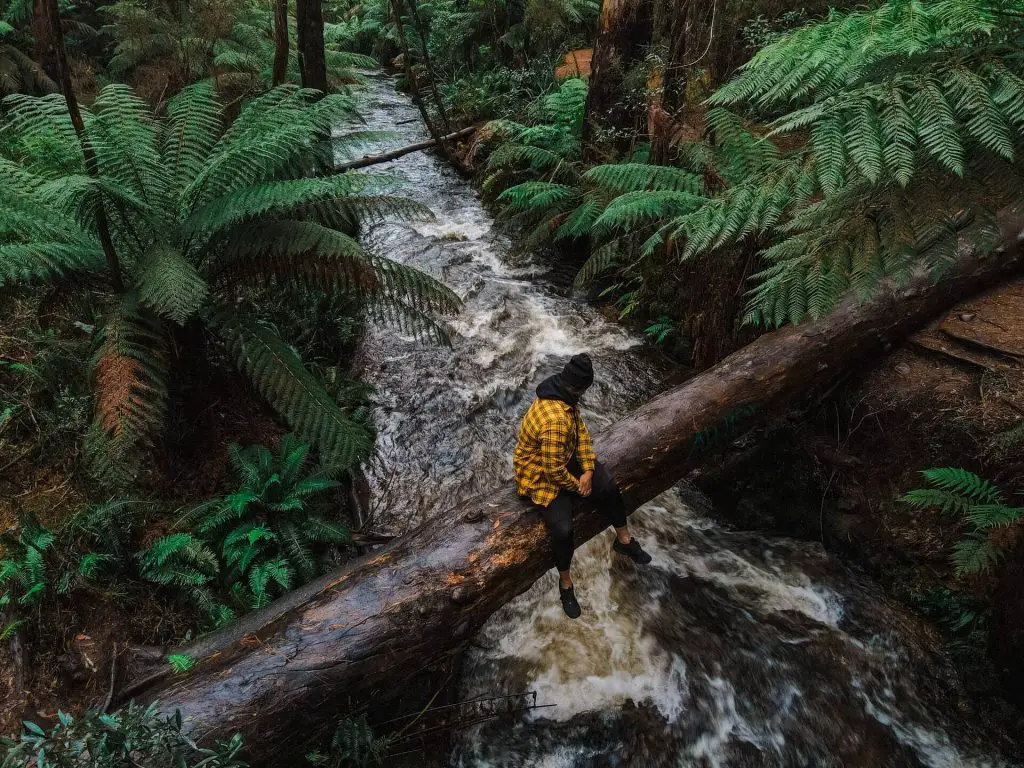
[126,208,1024,765]
[388,0,441,141]
[332,126,475,172]
[582,0,654,161]
[403,0,452,134]
[31,0,59,81]
[295,0,327,91]
[42,0,123,293]
[272,0,289,87]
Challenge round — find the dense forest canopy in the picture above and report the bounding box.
[1,0,1024,764]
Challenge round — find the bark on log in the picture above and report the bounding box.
[333,127,475,172]
[129,208,1024,764]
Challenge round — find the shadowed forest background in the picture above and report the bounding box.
[2,0,1024,764]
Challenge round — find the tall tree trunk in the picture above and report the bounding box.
[296,0,327,91]
[42,0,123,292]
[403,0,452,133]
[31,0,59,81]
[388,0,441,140]
[582,0,652,161]
[121,208,1024,766]
[272,0,290,87]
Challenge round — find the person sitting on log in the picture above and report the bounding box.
[513,353,652,618]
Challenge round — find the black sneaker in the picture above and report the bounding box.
[613,537,652,565]
[559,585,582,619]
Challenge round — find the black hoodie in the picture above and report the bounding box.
[536,374,579,406]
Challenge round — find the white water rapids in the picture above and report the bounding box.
[338,74,1016,767]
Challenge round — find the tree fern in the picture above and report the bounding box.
[901,468,1024,577]
[513,0,1024,327]
[0,82,459,485]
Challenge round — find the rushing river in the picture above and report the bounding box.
[339,74,1017,767]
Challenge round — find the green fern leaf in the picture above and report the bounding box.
[209,311,373,469]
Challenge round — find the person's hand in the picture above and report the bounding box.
[578,470,594,497]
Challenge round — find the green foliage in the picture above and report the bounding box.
[0,702,246,768]
[307,715,392,768]
[0,42,57,97]
[168,653,197,673]
[141,435,349,622]
[901,468,1024,577]
[0,3,58,97]
[643,316,673,345]
[0,82,458,486]
[0,328,91,462]
[0,514,56,611]
[139,532,227,624]
[213,10,377,99]
[338,0,589,122]
[492,0,1024,329]
[909,587,988,659]
[0,500,149,637]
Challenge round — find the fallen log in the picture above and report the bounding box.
[129,208,1024,763]
[333,126,476,172]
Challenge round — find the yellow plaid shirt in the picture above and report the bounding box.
[513,397,597,507]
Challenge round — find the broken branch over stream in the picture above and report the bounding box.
[128,208,1024,764]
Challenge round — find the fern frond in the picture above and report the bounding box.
[210,311,373,469]
[136,246,210,323]
[573,243,620,289]
[952,533,999,577]
[584,164,702,195]
[591,190,705,240]
[164,81,224,203]
[919,467,1003,505]
[85,299,169,487]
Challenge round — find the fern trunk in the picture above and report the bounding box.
[124,207,1024,765]
[272,0,289,87]
[296,0,327,91]
[42,0,124,293]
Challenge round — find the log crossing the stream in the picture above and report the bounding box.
[121,206,1024,764]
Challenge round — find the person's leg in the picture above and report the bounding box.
[539,492,575,587]
[590,461,631,543]
[539,491,583,618]
[591,461,652,564]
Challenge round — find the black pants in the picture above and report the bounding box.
[538,458,628,572]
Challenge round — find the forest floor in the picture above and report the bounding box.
[0,296,300,733]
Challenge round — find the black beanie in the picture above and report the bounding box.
[560,353,594,392]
